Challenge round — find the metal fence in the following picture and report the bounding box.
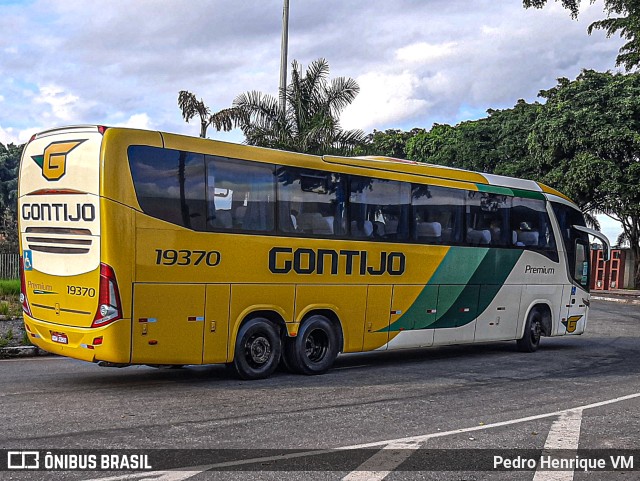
[0,253,19,279]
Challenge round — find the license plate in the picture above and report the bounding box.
[51,332,68,344]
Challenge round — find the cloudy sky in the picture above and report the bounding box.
[0,0,626,240]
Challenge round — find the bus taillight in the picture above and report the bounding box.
[19,256,32,317]
[92,263,122,328]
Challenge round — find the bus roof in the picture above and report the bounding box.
[31,125,575,204]
[324,155,574,203]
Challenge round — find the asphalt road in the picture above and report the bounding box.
[1,300,639,480]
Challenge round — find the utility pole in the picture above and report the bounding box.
[279,0,290,113]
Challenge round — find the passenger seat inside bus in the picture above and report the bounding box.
[351,220,373,237]
[514,230,539,246]
[312,213,334,235]
[384,217,399,236]
[417,221,442,243]
[210,210,233,229]
[467,228,491,245]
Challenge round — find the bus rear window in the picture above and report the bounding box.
[128,145,275,233]
[128,146,206,230]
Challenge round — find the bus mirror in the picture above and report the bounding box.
[573,225,611,262]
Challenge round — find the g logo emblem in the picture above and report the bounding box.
[562,315,582,333]
[31,140,86,181]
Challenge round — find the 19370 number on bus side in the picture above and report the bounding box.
[68,286,96,297]
[155,249,221,267]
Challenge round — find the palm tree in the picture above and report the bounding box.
[233,58,365,155]
[178,90,246,138]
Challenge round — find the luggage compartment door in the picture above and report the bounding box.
[131,284,205,364]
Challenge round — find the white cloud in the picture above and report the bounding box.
[341,71,430,131]
[396,41,458,64]
[34,85,80,122]
[0,0,627,142]
[0,126,37,145]
[115,113,153,130]
[0,126,20,145]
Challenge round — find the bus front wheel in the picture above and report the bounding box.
[517,308,542,353]
[233,318,281,380]
[283,315,339,375]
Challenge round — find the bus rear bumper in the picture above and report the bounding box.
[22,315,131,364]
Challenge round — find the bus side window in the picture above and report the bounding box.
[348,177,410,240]
[276,167,345,237]
[574,241,590,287]
[128,146,206,231]
[511,197,557,260]
[411,184,464,245]
[206,156,275,232]
[465,192,509,246]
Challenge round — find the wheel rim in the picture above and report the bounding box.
[530,319,542,344]
[304,328,329,362]
[245,334,272,368]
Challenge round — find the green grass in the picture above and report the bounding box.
[0,279,22,318]
[0,279,20,296]
[0,329,13,348]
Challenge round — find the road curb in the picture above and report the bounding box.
[591,296,640,305]
[0,345,51,359]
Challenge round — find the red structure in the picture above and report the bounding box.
[591,249,626,290]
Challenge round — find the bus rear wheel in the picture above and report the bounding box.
[233,317,281,380]
[517,308,542,353]
[283,315,339,375]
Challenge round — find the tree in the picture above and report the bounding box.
[233,58,365,155]
[523,0,640,70]
[528,70,640,287]
[401,77,640,283]
[0,142,21,253]
[405,102,542,176]
[406,123,465,167]
[356,128,425,158]
[178,90,246,138]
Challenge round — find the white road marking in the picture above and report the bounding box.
[81,391,640,481]
[78,468,212,481]
[532,410,583,481]
[342,392,639,449]
[341,442,421,481]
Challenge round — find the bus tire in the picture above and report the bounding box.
[279,341,298,373]
[233,317,281,380]
[517,308,543,353]
[284,315,339,375]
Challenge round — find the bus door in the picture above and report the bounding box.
[131,284,205,364]
[363,285,392,351]
[203,284,231,364]
[385,285,437,349]
[561,238,590,335]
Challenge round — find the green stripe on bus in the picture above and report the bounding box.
[384,247,488,332]
[510,188,546,200]
[428,247,489,285]
[476,183,546,201]
[385,248,523,332]
[475,184,513,196]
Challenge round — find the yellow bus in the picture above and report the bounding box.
[18,125,610,379]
